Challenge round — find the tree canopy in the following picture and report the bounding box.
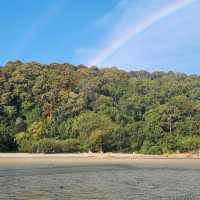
[1,61,200,154]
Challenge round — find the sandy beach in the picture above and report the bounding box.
[0,152,200,159]
[0,153,200,169]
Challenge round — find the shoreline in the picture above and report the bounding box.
[0,152,199,159]
[0,153,200,169]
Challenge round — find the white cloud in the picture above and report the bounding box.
[87,0,196,67]
[92,0,129,29]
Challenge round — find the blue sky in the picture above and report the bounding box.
[0,0,199,74]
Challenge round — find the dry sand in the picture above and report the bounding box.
[0,152,199,159]
[0,153,200,169]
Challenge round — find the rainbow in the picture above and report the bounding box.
[89,0,196,66]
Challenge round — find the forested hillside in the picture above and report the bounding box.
[1,61,200,154]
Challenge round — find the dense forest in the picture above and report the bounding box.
[1,61,200,154]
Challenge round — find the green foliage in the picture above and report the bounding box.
[15,117,27,132]
[18,139,80,153]
[0,123,17,152]
[177,136,200,152]
[140,141,162,155]
[24,105,42,125]
[1,61,200,154]
[72,111,118,152]
[18,140,33,153]
[4,106,17,118]
[60,139,80,153]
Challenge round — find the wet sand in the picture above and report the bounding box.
[1,153,200,199]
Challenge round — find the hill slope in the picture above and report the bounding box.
[1,61,200,154]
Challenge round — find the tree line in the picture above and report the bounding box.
[1,61,200,154]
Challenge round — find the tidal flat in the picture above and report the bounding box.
[0,154,200,200]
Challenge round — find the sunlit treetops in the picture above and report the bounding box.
[1,61,200,154]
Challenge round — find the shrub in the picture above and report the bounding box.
[18,138,80,153]
[147,146,162,155]
[140,141,162,155]
[0,143,9,152]
[178,136,200,152]
[60,139,80,153]
[18,140,34,153]
[35,139,62,153]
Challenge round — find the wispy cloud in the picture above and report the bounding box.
[12,0,66,58]
[87,0,197,67]
[93,0,129,29]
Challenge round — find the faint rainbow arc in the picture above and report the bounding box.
[89,0,196,66]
